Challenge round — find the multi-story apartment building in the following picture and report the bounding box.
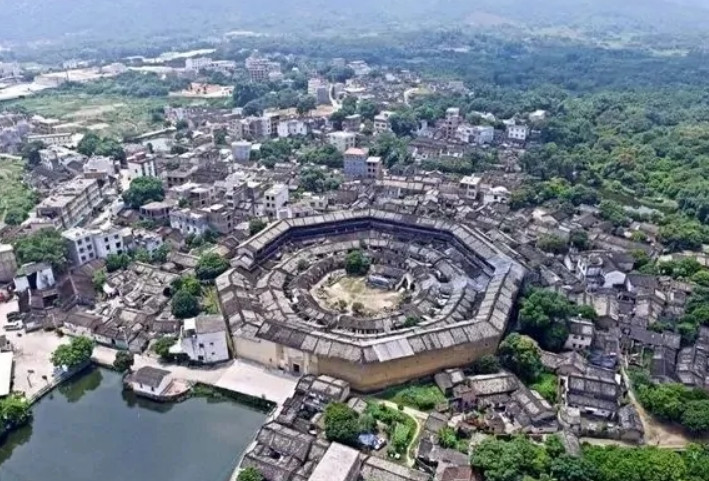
[169,209,210,236]
[344,148,382,180]
[36,178,103,229]
[373,111,394,135]
[63,225,126,266]
[264,184,289,217]
[0,244,17,283]
[327,131,357,153]
[126,153,157,180]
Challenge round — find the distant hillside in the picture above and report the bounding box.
[2,0,709,44]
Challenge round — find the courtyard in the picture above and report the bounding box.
[313,273,402,316]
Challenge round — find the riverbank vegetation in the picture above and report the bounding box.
[50,336,95,369]
[472,435,709,481]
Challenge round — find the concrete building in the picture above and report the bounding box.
[0,244,18,283]
[373,111,394,135]
[139,200,175,224]
[129,366,172,397]
[63,225,126,266]
[264,184,289,217]
[26,132,72,146]
[131,229,164,255]
[507,124,529,142]
[232,141,253,163]
[246,57,270,83]
[342,114,362,133]
[277,119,308,138]
[169,209,210,236]
[343,148,382,180]
[308,78,325,97]
[459,175,482,200]
[565,318,595,351]
[175,315,230,364]
[185,57,213,70]
[327,131,357,153]
[126,153,157,180]
[14,262,55,292]
[35,178,103,229]
[471,126,494,145]
[307,443,361,481]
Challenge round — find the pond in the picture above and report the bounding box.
[0,367,267,481]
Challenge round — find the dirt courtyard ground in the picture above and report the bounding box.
[313,273,401,316]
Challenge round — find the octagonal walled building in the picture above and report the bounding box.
[216,209,525,391]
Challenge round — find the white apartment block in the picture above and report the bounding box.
[231,141,253,163]
[472,126,495,145]
[185,57,213,70]
[127,153,157,180]
[459,175,482,200]
[373,111,394,135]
[264,184,289,217]
[63,225,126,266]
[327,131,357,153]
[277,119,308,138]
[176,315,229,364]
[169,209,210,236]
[507,124,529,142]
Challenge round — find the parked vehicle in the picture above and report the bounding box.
[4,321,23,331]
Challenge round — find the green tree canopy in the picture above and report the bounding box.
[13,228,70,272]
[51,336,94,369]
[195,252,229,281]
[122,176,164,209]
[171,289,200,319]
[345,249,371,276]
[324,402,360,446]
[237,467,264,481]
[498,333,543,383]
[249,218,267,236]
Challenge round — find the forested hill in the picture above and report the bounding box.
[2,0,709,44]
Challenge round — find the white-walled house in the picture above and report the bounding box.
[129,366,173,397]
[565,318,595,351]
[14,263,55,292]
[174,315,229,364]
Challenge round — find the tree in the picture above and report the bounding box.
[324,402,360,446]
[389,110,417,137]
[518,289,579,352]
[153,336,177,361]
[550,455,600,481]
[196,252,229,281]
[583,445,687,481]
[249,218,267,236]
[498,334,543,383]
[352,302,365,315]
[13,228,70,272]
[105,253,131,272]
[680,400,709,434]
[537,234,568,254]
[171,289,200,319]
[92,269,107,292]
[77,132,125,160]
[238,467,264,481]
[171,274,202,297]
[358,413,377,433]
[51,336,94,369]
[345,250,370,276]
[122,176,164,209]
[20,140,45,168]
[471,436,550,481]
[569,230,590,250]
[358,100,380,121]
[152,244,170,264]
[213,128,227,146]
[0,394,32,427]
[296,95,317,115]
[404,316,420,327]
[438,426,458,449]
[113,351,135,372]
[470,355,501,375]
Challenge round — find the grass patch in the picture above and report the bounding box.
[379,383,446,411]
[1,92,216,139]
[530,372,558,404]
[0,155,36,226]
[366,402,418,456]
